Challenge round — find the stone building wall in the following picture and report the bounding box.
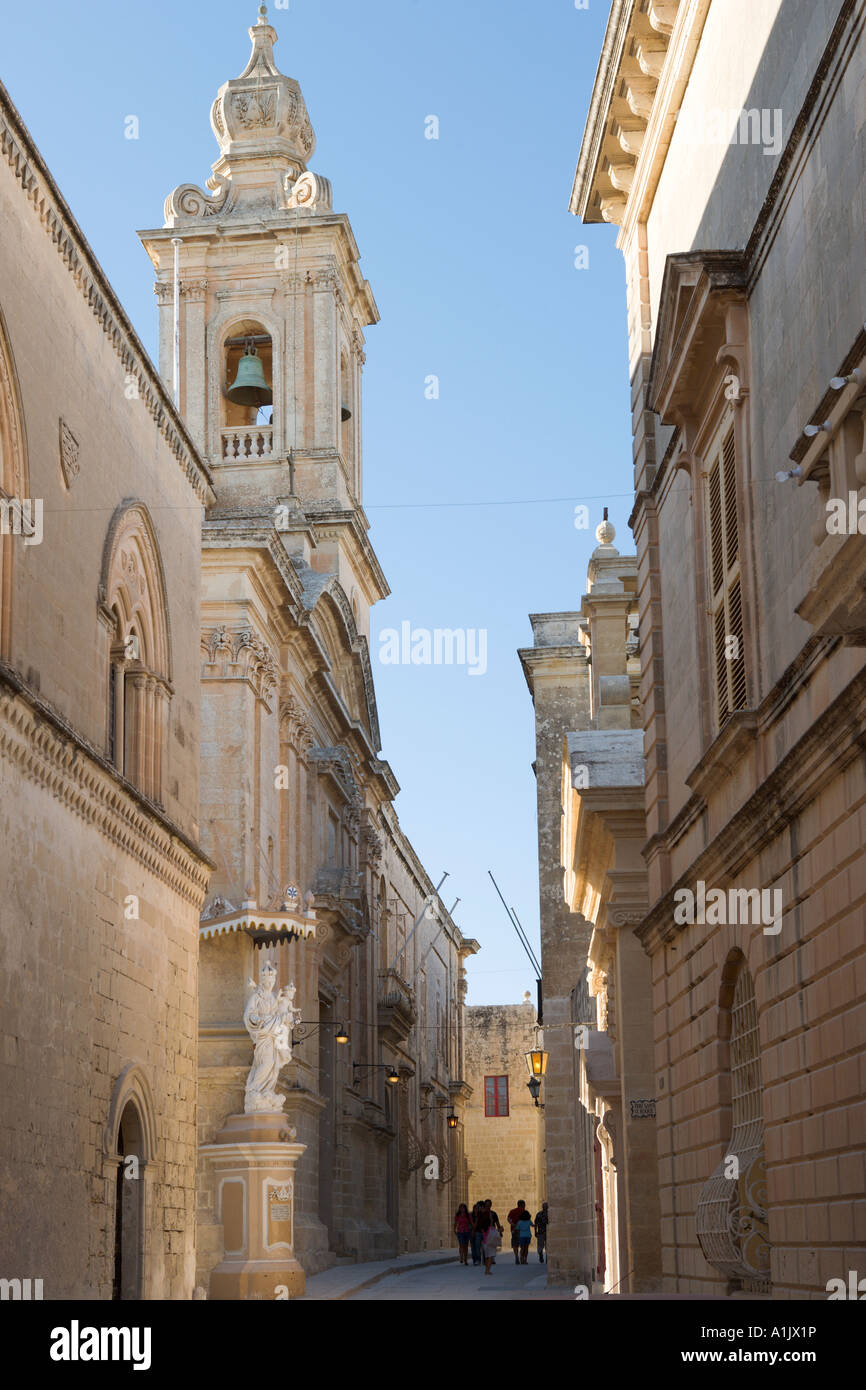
[572,0,866,1296]
[0,82,211,1298]
[463,1001,543,1220]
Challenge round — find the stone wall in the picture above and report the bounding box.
[574,0,866,1297]
[464,1001,543,1220]
[0,83,210,1298]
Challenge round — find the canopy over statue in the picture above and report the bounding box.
[243,962,302,1113]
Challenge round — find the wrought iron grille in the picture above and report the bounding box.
[696,966,771,1290]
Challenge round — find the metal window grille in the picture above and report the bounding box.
[696,967,770,1290]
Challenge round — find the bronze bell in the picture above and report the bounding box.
[341,400,352,422]
[226,341,272,407]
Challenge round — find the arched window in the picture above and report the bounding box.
[696,954,770,1291]
[112,1101,144,1301]
[221,319,274,459]
[340,350,354,475]
[100,503,172,803]
[105,1064,156,1302]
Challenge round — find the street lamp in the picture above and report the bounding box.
[525,1046,548,1108]
[524,1047,548,1079]
[447,1110,458,1130]
[353,1063,400,1086]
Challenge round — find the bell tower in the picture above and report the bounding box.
[138,2,379,540]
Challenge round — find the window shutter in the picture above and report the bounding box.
[706,423,747,725]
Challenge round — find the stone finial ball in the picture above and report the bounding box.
[595,517,616,546]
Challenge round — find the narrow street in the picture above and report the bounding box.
[302,1251,573,1301]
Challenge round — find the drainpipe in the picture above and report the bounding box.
[171,237,182,407]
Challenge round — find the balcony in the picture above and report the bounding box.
[377,968,416,1044]
[220,425,274,460]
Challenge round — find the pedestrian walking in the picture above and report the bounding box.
[469,1200,485,1266]
[534,1202,549,1263]
[516,1210,533,1264]
[454,1203,472,1265]
[507,1199,528,1265]
[482,1210,501,1275]
[484,1198,503,1234]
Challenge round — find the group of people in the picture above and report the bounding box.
[454,1199,549,1276]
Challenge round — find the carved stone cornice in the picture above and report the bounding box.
[646,252,748,426]
[684,709,758,802]
[0,667,211,905]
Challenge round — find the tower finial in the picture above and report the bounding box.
[595,509,616,547]
[257,2,268,23]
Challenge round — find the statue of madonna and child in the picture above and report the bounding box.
[242,961,303,1114]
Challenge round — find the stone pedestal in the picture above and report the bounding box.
[200,1114,306,1300]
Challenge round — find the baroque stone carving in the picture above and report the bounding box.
[58,418,79,489]
[608,908,646,927]
[164,175,231,224]
[202,624,278,702]
[361,810,383,871]
[309,744,360,806]
[285,170,332,212]
[279,692,316,756]
[233,88,278,129]
[243,963,302,1113]
[202,894,236,920]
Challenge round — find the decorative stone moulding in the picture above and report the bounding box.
[161,8,331,227]
[636,39,668,80]
[201,624,278,703]
[649,0,680,34]
[618,127,645,156]
[164,175,231,224]
[624,76,658,120]
[58,417,79,488]
[285,170,332,213]
[608,161,636,192]
[210,15,315,170]
[601,195,627,224]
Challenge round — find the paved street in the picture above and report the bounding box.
[302,1251,573,1301]
[349,1258,567,1301]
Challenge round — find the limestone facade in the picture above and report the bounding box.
[572,0,866,1295]
[138,11,479,1284]
[0,82,212,1297]
[463,998,544,1220]
[520,527,661,1292]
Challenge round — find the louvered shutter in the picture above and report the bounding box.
[706,423,747,725]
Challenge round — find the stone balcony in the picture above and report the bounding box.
[377,969,417,1044]
[220,425,274,460]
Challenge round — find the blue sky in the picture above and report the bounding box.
[3,0,632,1005]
